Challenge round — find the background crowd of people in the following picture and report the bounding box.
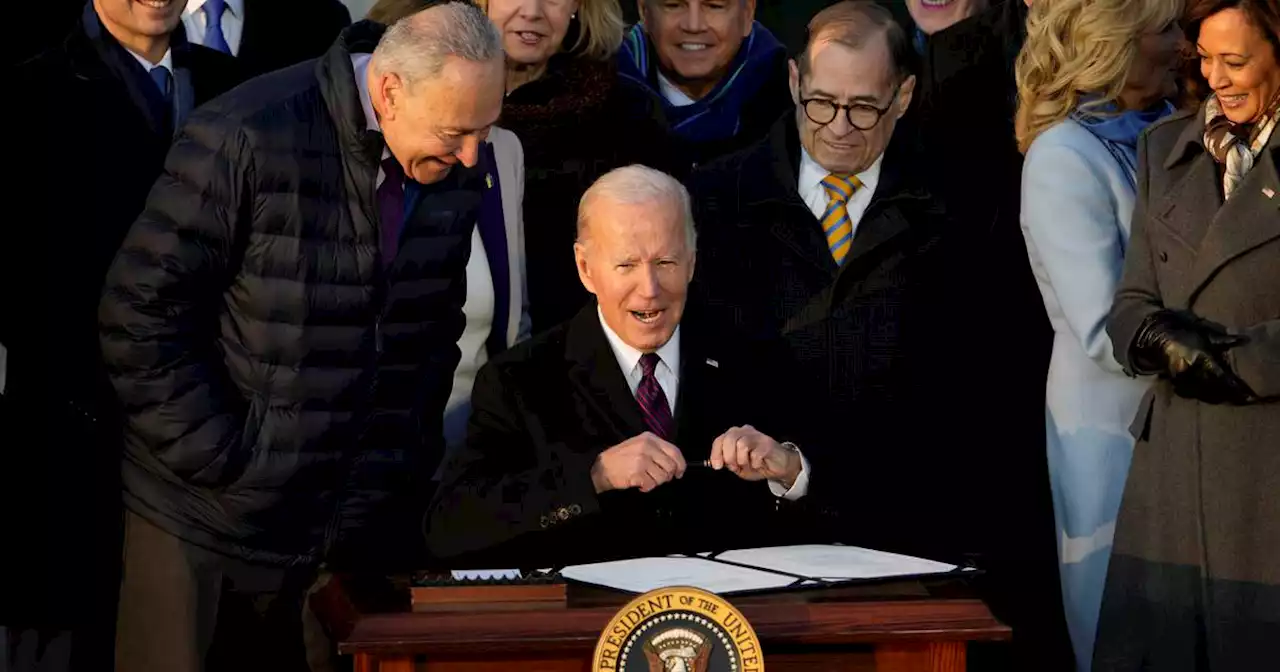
[2,1,1276,672]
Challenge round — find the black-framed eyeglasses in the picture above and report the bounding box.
[801,85,901,131]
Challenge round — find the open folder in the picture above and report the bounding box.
[559,544,975,595]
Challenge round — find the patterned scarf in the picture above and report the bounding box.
[1203,89,1280,198]
[618,22,784,143]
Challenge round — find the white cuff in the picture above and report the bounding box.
[768,448,810,501]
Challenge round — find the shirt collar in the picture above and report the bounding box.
[185,0,244,18]
[597,306,681,381]
[125,47,174,73]
[656,72,697,107]
[350,53,381,133]
[798,146,884,197]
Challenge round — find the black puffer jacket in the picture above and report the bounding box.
[99,22,478,567]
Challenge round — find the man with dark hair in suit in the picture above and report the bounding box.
[3,1,242,669]
[427,165,819,567]
[181,0,351,78]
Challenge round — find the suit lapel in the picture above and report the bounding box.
[1151,154,1222,253]
[171,66,195,133]
[748,118,839,277]
[565,306,648,442]
[1187,137,1280,303]
[839,198,912,275]
[476,143,511,356]
[671,327,720,462]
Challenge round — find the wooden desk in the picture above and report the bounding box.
[314,576,1010,672]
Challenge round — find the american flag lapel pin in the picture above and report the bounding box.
[1264,187,1275,199]
[706,358,719,368]
[485,173,494,189]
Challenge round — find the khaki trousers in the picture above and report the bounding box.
[114,511,319,672]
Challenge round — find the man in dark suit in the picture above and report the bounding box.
[686,0,965,553]
[3,1,241,668]
[181,0,351,78]
[427,165,819,567]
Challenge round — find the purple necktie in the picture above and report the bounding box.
[637,353,674,440]
[377,156,405,267]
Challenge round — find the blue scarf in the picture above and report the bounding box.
[1072,99,1175,189]
[618,21,784,143]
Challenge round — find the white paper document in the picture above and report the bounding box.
[560,556,799,594]
[716,545,961,580]
[560,545,964,595]
[450,569,522,581]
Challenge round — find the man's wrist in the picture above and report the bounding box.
[780,442,802,485]
[590,458,610,494]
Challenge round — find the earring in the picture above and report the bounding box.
[572,12,577,19]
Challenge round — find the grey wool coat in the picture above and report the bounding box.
[1096,105,1280,671]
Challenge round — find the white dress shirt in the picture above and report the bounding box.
[657,72,697,107]
[597,309,809,500]
[182,0,245,56]
[798,147,883,234]
[125,47,174,72]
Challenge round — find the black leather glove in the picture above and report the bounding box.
[1131,310,1256,405]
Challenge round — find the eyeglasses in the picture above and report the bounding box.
[801,85,901,131]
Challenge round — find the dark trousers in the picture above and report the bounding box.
[114,511,317,672]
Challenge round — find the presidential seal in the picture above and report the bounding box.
[592,586,764,672]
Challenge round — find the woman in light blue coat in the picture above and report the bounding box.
[1014,0,1184,668]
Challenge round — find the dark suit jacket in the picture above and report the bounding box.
[2,4,241,630]
[425,305,822,567]
[687,115,999,558]
[236,0,351,78]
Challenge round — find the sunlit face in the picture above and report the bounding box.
[1122,21,1184,110]
[1198,7,1280,124]
[640,0,756,99]
[94,0,186,40]
[905,0,987,36]
[789,36,914,175]
[575,197,695,353]
[487,0,579,67]
[373,55,505,184]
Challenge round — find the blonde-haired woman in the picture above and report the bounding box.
[478,0,671,333]
[1014,0,1183,668]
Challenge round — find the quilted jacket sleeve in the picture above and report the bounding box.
[99,110,253,487]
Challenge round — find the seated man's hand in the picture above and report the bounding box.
[710,425,801,486]
[591,432,687,494]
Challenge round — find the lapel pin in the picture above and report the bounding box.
[705,358,719,368]
[485,173,494,189]
[1264,187,1275,199]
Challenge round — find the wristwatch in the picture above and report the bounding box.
[778,441,801,488]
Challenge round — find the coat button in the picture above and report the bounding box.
[568,504,582,515]
[1159,251,1169,262]
[539,515,550,528]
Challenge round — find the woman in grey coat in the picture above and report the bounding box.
[1096,0,1280,669]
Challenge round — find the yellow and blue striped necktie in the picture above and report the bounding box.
[820,173,863,266]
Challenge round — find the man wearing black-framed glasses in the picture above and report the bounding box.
[687,1,964,553]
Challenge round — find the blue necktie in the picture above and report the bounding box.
[203,0,232,54]
[149,65,173,101]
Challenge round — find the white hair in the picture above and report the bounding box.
[371,1,502,88]
[577,165,697,253]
